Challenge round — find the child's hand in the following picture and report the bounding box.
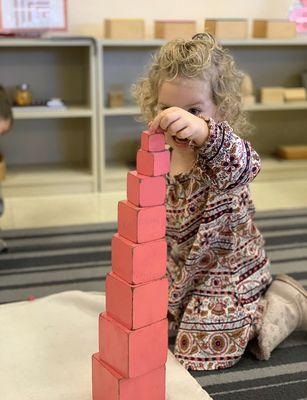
[149,107,209,147]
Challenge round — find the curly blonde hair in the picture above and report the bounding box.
[132,32,252,137]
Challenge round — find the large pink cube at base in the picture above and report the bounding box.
[137,149,170,177]
[141,130,166,152]
[92,354,165,400]
[111,234,167,284]
[106,272,168,330]
[127,171,166,207]
[118,200,166,243]
[99,313,168,378]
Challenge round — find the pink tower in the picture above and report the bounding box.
[289,0,307,33]
[92,129,170,399]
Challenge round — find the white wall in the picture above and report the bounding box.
[67,0,295,38]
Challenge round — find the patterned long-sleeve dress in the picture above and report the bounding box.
[166,118,272,371]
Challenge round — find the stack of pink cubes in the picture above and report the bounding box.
[92,129,170,400]
[289,0,307,33]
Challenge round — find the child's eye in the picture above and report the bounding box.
[188,108,201,115]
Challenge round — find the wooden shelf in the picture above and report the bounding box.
[2,164,94,196]
[102,158,307,188]
[100,39,166,47]
[0,38,93,47]
[103,106,140,116]
[245,101,307,112]
[13,106,94,119]
[99,37,307,47]
[103,102,307,116]
[257,158,307,181]
[4,163,92,183]
[220,37,307,46]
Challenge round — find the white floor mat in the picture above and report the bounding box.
[0,291,212,400]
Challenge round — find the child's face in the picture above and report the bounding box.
[0,118,12,135]
[157,77,217,148]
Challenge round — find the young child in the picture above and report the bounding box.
[0,85,12,135]
[0,85,13,252]
[133,32,307,371]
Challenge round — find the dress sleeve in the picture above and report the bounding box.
[194,118,261,191]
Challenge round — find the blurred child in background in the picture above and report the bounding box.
[0,85,13,252]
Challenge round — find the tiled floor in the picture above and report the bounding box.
[1,179,307,230]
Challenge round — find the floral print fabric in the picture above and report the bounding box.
[166,119,272,370]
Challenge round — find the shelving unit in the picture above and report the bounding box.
[0,38,97,196]
[1,37,306,196]
[97,38,307,191]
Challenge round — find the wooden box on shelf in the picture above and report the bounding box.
[154,20,197,40]
[260,87,284,104]
[204,19,248,39]
[276,145,307,160]
[284,87,306,102]
[105,19,145,39]
[252,20,296,39]
[108,85,125,108]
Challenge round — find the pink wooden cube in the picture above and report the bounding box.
[118,200,166,243]
[99,313,168,378]
[127,171,166,207]
[141,130,165,152]
[136,149,170,177]
[111,234,167,284]
[92,353,166,400]
[106,272,168,330]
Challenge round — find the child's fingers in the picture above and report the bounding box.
[175,127,192,140]
[148,120,164,134]
[150,108,181,132]
[161,115,181,132]
[149,112,165,132]
[166,119,188,137]
[150,109,171,132]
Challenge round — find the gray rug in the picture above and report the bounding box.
[0,208,307,399]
